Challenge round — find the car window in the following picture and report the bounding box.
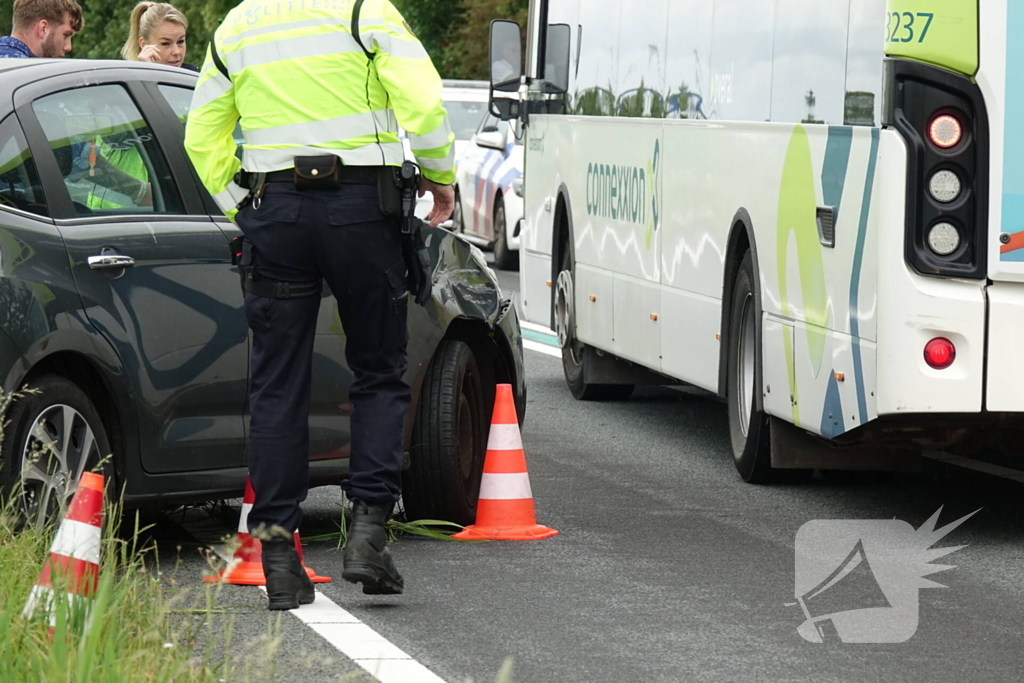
[479,114,501,134]
[444,99,488,141]
[157,84,245,160]
[0,115,48,217]
[32,84,184,218]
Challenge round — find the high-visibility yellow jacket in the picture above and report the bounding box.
[86,140,148,211]
[184,0,455,220]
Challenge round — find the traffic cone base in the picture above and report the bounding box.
[205,477,330,585]
[454,384,558,541]
[453,523,558,541]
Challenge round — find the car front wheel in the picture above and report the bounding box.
[0,375,112,531]
[492,195,519,271]
[403,340,487,525]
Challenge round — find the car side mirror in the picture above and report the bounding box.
[489,20,523,93]
[476,130,505,151]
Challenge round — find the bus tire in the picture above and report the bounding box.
[727,252,776,483]
[557,250,634,401]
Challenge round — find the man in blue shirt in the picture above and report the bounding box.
[1,0,83,59]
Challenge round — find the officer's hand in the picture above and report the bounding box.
[420,179,454,228]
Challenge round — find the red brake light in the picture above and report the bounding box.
[924,338,956,370]
[928,115,963,149]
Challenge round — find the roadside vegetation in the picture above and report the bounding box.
[0,387,281,682]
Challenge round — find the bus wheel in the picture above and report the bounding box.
[727,253,775,483]
[556,250,634,401]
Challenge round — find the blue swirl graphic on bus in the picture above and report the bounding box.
[584,139,661,249]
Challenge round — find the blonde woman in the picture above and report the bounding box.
[122,2,195,71]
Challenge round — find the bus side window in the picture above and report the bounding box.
[707,0,775,122]
[770,0,850,125]
[844,0,887,127]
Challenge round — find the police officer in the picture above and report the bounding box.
[184,0,454,610]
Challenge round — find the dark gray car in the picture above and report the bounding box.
[0,60,525,530]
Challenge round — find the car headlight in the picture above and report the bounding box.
[512,176,524,198]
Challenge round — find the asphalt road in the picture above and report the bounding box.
[149,263,1024,683]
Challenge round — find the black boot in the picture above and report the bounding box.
[261,539,315,610]
[342,500,404,595]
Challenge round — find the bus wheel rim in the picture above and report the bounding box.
[737,293,756,439]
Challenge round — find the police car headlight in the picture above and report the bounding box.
[512,177,524,198]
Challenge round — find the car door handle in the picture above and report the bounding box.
[88,254,135,270]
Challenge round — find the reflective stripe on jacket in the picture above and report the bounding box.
[184,0,455,219]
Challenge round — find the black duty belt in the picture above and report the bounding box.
[262,165,382,185]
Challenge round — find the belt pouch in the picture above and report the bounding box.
[377,166,403,217]
[294,155,341,190]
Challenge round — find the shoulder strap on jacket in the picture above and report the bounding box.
[210,37,230,80]
[351,0,374,60]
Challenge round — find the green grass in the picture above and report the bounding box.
[1,387,507,681]
[0,384,281,682]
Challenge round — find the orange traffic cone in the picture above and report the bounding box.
[205,477,330,585]
[454,384,558,541]
[23,471,104,631]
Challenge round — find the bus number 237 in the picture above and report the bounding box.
[888,12,934,44]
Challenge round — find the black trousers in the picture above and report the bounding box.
[236,182,410,534]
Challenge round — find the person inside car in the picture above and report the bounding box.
[0,0,83,59]
[82,3,193,211]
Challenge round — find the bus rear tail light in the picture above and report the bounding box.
[883,59,990,280]
[924,338,956,370]
[928,114,963,149]
[927,222,960,255]
[928,170,961,203]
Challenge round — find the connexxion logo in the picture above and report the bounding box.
[585,140,661,248]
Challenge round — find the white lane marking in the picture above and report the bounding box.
[256,587,448,682]
[206,541,446,682]
[923,450,1024,483]
[524,339,561,358]
[520,320,555,335]
[478,472,533,500]
[487,423,523,451]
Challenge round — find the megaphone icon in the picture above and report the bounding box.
[793,539,891,642]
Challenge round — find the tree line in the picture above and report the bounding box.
[0,0,527,80]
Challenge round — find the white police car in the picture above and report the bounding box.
[451,113,523,271]
[405,80,488,217]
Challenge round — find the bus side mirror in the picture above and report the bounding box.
[542,24,571,95]
[490,20,522,93]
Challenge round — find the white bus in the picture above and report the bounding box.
[489,0,1024,482]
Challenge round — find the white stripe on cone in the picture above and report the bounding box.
[50,519,101,565]
[478,472,533,500]
[486,423,524,451]
[238,502,253,534]
[22,585,85,626]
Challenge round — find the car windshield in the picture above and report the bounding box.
[445,100,488,141]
